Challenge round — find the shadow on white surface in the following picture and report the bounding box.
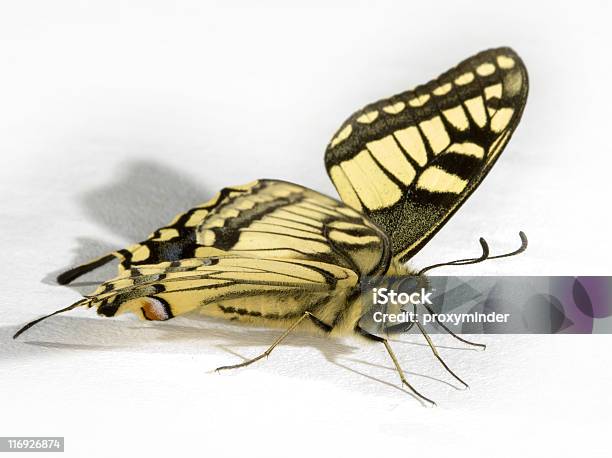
[7,157,479,409]
[82,160,214,241]
[6,310,473,406]
[42,160,218,293]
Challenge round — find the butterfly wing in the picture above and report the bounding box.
[193,179,391,277]
[112,181,261,269]
[84,256,359,328]
[325,47,529,262]
[45,184,380,335]
[67,180,391,281]
[55,181,265,285]
[118,180,391,280]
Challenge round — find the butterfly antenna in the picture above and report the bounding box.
[414,232,528,350]
[488,230,528,259]
[417,231,528,275]
[396,238,489,343]
[13,298,88,339]
[417,237,490,276]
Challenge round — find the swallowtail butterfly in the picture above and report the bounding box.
[15,47,529,405]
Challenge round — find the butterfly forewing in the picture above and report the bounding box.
[117,179,391,278]
[325,47,529,262]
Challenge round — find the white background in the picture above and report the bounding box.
[1,1,611,457]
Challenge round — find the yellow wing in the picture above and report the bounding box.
[325,47,529,262]
[86,256,359,328]
[57,180,392,285]
[193,179,391,277]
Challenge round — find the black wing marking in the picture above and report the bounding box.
[325,47,529,262]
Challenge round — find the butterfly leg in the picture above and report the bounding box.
[414,321,468,388]
[357,326,436,406]
[421,303,486,349]
[215,311,332,372]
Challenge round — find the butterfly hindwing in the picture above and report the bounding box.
[325,47,529,262]
[86,256,359,329]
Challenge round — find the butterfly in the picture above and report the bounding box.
[15,47,529,405]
